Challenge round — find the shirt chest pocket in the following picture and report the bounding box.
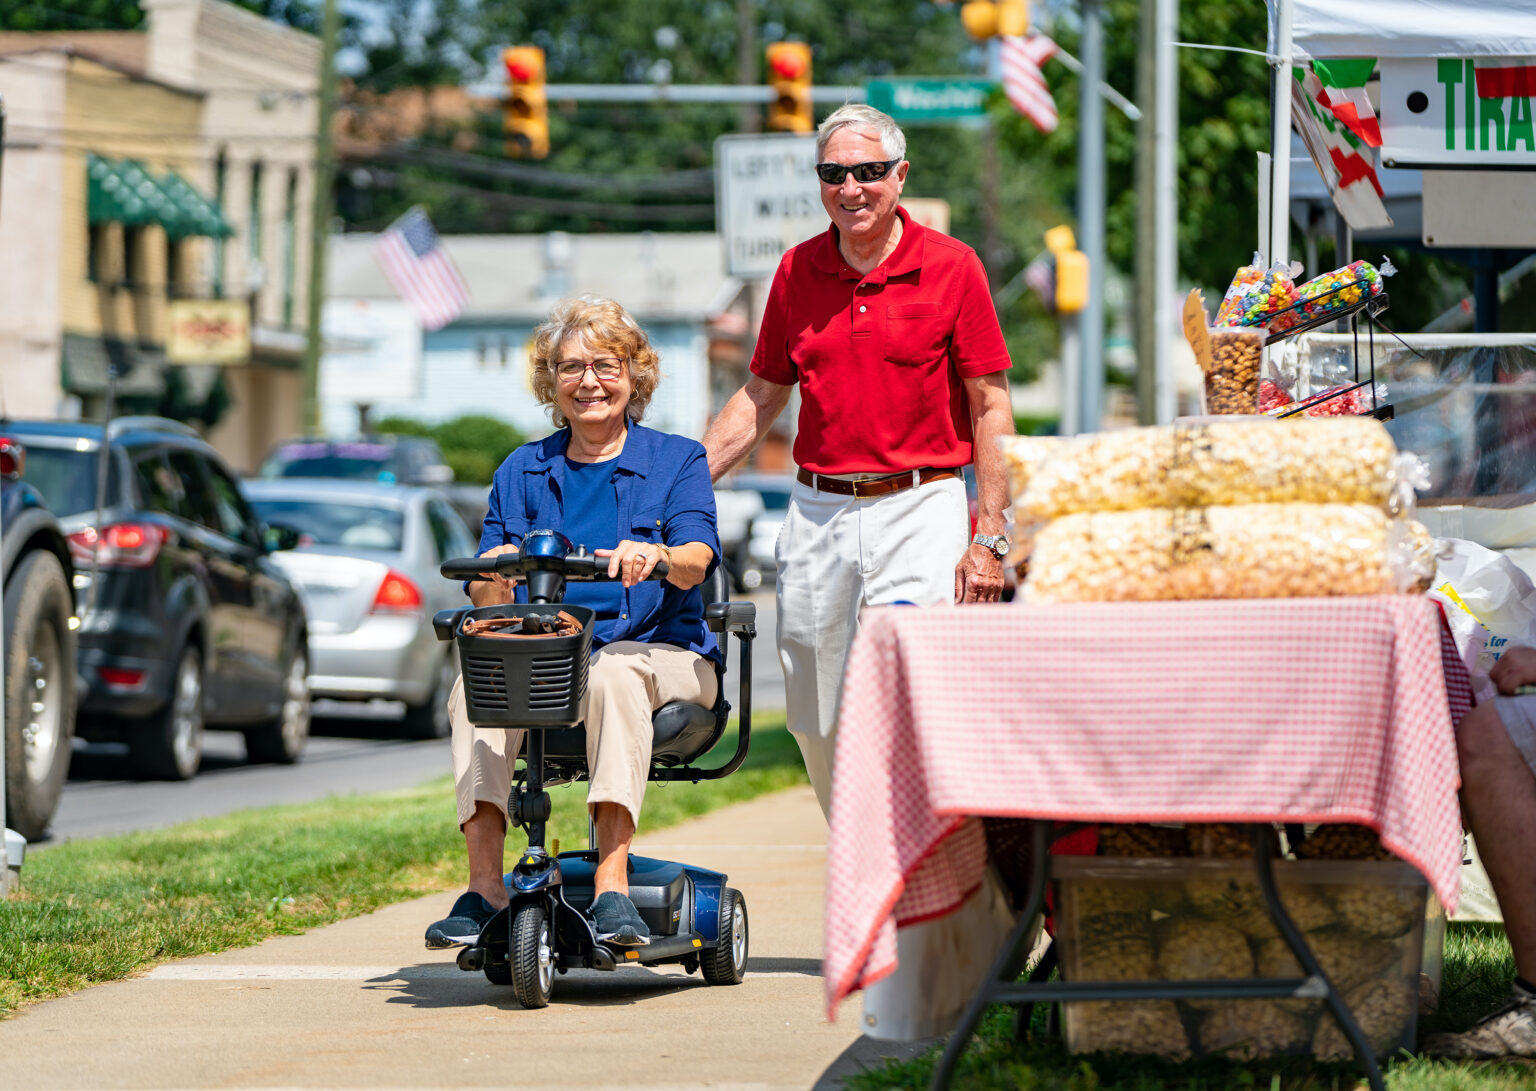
[630,506,665,542]
[884,302,951,366]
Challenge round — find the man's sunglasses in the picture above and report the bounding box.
[814,158,902,185]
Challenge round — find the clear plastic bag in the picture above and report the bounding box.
[1215,255,1305,334]
[1014,418,1400,522]
[1293,258,1396,322]
[1020,503,1434,603]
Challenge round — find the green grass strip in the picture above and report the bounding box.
[1,716,804,1018]
[845,924,1535,1090]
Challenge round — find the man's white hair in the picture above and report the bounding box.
[815,104,907,162]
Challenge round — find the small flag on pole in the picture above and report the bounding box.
[373,206,469,331]
[1000,32,1059,133]
[1292,68,1392,231]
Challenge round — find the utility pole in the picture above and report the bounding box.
[1133,0,1156,426]
[301,0,341,436]
[736,0,759,133]
[1076,0,1106,434]
[1152,0,1179,424]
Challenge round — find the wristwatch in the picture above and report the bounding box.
[972,532,1011,560]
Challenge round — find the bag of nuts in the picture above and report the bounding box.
[1014,417,1399,521]
[1203,327,1264,415]
[1020,502,1434,603]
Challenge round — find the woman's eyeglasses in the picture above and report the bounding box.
[814,158,902,185]
[555,357,626,383]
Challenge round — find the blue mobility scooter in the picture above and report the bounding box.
[433,529,758,1008]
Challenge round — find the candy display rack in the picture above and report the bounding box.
[1249,289,1394,421]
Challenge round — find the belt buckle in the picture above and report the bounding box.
[850,478,869,499]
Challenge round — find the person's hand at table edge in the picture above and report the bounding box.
[955,543,1004,604]
[1491,646,1536,695]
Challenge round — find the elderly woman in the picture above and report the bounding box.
[424,296,720,948]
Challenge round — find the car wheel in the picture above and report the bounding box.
[244,649,311,764]
[3,550,77,842]
[402,651,456,740]
[131,645,204,780]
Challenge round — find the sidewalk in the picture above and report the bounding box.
[0,785,926,1090]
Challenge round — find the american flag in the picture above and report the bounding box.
[999,32,1059,133]
[373,206,469,330]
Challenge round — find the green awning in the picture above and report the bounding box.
[158,169,234,239]
[86,154,234,239]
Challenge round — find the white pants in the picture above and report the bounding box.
[775,473,970,816]
[450,641,718,831]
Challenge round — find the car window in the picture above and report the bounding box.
[167,450,222,531]
[424,500,459,562]
[260,441,394,482]
[246,498,405,551]
[203,460,261,548]
[18,442,121,516]
[133,450,183,517]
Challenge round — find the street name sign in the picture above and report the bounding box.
[865,78,993,121]
[715,133,826,279]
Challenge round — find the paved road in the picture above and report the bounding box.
[43,590,786,847]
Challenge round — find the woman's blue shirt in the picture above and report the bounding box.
[476,424,721,663]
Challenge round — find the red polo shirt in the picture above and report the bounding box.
[749,207,1011,475]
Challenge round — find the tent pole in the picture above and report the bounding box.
[1269,0,1295,267]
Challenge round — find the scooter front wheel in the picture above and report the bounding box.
[511,902,555,1008]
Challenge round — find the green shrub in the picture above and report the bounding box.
[370,413,527,486]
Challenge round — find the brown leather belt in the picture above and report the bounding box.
[795,466,960,498]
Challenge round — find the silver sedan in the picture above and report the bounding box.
[242,479,479,738]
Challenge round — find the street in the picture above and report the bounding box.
[42,589,785,845]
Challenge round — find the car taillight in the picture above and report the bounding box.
[0,436,22,480]
[67,522,169,568]
[98,666,145,687]
[372,569,423,613]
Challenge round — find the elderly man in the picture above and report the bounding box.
[703,104,1015,817]
[1426,645,1536,1056]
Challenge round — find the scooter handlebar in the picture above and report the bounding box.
[440,552,668,582]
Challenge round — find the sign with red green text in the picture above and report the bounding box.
[1381,57,1536,168]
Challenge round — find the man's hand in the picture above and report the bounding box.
[955,544,1005,603]
[1490,646,1536,695]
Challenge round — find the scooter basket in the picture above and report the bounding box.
[453,604,595,727]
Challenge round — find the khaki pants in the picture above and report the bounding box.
[451,640,718,830]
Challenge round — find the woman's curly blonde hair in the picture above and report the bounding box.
[528,296,661,428]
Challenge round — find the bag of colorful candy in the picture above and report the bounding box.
[1270,380,1389,418]
[1214,253,1304,334]
[1293,258,1397,322]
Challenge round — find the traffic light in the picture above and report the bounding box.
[765,42,813,133]
[959,0,1028,39]
[1044,226,1088,314]
[503,45,548,159]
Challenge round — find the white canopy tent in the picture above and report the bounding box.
[1268,0,1536,266]
[1288,0,1536,61]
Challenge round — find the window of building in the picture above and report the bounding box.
[165,236,185,298]
[282,168,298,326]
[212,148,227,297]
[87,223,109,283]
[248,161,263,266]
[123,226,144,289]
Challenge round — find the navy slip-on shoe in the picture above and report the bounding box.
[424,891,499,949]
[591,891,651,947]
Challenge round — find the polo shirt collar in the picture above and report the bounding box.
[811,205,925,284]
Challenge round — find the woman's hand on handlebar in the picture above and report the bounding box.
[469,544,520,607]
[596,539,670,589]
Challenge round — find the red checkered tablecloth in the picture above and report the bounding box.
[824,596,1465,1020]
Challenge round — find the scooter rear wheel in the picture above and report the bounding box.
[511,902,555,1008]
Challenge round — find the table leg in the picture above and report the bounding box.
[929,819,1052,1091]
[1248,826,1385,1091]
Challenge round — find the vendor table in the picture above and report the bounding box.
[825,596,1471,1089]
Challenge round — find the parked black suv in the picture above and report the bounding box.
[2,436,77,839]
[8,417,310,779]
[257,435,454,486]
